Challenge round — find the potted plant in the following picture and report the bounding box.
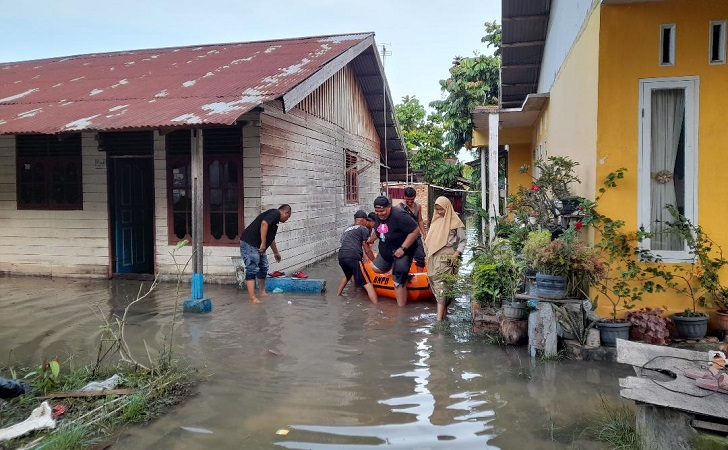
[507,156,581,230]
[581,168,666,346]
[625,307,670,345]
[659,205,727,339]
[531,226,605,300]
[471,238,525,317]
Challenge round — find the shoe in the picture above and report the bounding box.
[684,366,721,380]
[695,373,728,394]
[267,271,285,277]
[291,271,309,279]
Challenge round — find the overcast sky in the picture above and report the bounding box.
[1,0,500,110]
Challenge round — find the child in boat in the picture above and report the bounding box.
[336,210,378,303]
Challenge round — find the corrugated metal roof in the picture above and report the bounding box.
[500,0,551,108]
[0,33,375,134]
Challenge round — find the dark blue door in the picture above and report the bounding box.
[113,158,154,274]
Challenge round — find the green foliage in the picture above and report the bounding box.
[471,238,524,307]
[586,395,639,450]
[507,156,581,229]
[521,230,552,271]
[531,226,606,298]
[25,358,61,394]
[553,304,595,346]
[395,96,462,188]
[659,205,728,316]
[430,22,501,152]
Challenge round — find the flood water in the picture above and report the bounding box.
[0,238,634,449]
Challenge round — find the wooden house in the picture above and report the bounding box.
[473,0,728,316]
[0,33,405,281]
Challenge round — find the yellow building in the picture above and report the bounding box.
[473,0,728,319]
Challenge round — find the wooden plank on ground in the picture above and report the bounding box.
[40,388,139,399]
[619,376,728,419]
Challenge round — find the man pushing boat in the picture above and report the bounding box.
[367,196,421,307]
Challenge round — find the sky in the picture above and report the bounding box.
[0,0,501,111]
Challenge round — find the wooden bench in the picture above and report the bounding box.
[616,339,728,448]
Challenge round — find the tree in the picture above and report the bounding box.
[430,21,501,153]
[395,96,462,188]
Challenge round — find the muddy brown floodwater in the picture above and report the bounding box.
[0,233,633,449]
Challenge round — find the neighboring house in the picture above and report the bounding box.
[473,0,728,314]
[0,33,405,281]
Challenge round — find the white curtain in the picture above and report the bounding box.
[650,88,685,251]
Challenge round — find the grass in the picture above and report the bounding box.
[584,395,640,450]
[0,361,197,449]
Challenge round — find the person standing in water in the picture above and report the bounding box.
[424,196,466,321]
[399,186,427,271]
[336,210,378,303]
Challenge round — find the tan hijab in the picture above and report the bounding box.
[425,196,465,255]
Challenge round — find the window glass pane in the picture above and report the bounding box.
[225,213,238,240]
[210,213,223,240]
[650,88,685,251]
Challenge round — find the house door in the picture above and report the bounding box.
[110,157,154,274]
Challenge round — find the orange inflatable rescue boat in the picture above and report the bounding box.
[361,258,435,302]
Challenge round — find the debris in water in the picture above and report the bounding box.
[276,429,290,436]
[181,426,213,434]
[272,287,284,293]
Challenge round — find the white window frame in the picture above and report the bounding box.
[638,77,699,262]
[709,20,727,65]
[660,24,676,66]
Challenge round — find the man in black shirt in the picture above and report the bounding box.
[240,204,291,303]
[336,210,378,303]
[399,186,427,270]
[367,196,420,307]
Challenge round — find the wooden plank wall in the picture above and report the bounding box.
[154,114,261,283]
[257,65,381,273]
[0,63,382,282]
[0,133,110,277]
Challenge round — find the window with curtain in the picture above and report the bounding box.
[639,78,698,261]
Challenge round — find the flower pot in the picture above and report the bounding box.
[716,310,728,332]
[558,196,581,215]
[596,320,631,347]
[503,301,528,320]
[671,314,708,340]
[535,273,567,299]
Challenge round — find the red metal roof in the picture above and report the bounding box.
[0,33,373,134]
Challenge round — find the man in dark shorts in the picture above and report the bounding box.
[367,195,421,307]
[240,204,291,303]
[336,210,378,303]
[399,186,427,271]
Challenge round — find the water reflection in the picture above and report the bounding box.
[0,219,634,449]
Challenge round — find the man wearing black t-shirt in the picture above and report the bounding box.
[367,196,420,307]
[240,204,291,303]
[336,210,378,303]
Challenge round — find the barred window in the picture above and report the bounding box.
[345,150,359,203]
[16,134,83,210]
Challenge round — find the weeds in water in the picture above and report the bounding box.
[585,395,640,450]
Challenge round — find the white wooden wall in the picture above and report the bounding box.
[0,133,110,277]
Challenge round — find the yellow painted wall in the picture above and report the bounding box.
[507,143,532,196]
[596,0,728,318]
[540,5,601,201]
[473,126,532,147]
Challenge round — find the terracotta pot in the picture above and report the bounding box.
[716,310,728,331]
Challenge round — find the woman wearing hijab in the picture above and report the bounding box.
[425,196,466,321]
